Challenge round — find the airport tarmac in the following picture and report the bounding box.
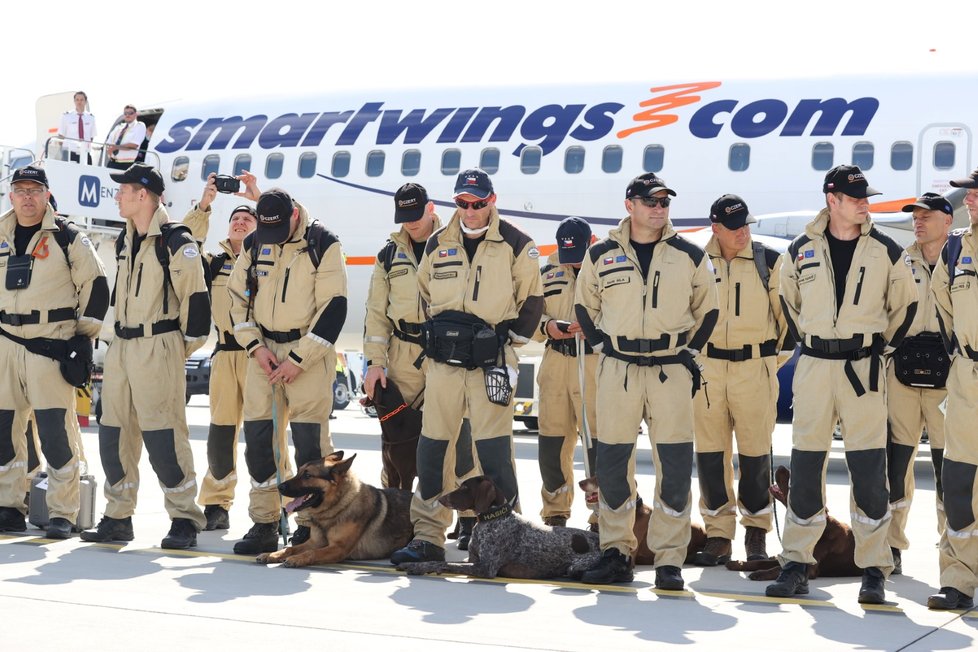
[2,399,975,651]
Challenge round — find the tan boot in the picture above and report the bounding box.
[745,526,769,561]
[693,537,732,566]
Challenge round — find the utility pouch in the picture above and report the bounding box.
[59,334,94,388]
[894,333,949,389]
[5,254,33,290]
[421,310,500,369]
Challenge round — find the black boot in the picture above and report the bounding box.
[581,548,634,584]
[290,525,310,545]
[765,562,809,597]
[45,517,74,540]
[890,547,902,575]
[233,522,279,554]
[457,517,476,551]
[927,587,974,610]
[203,505,230,531]
[80,516,134,543]
[858,567,885,605]
[654,565,685,591]
[693,537,732,566]
[161,518,198,550]
[0,507,26,532]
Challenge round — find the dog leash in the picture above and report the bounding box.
[770,445,782,545]
[272,383,291,548]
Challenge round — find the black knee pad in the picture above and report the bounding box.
[34,408,73,469]
[416,435,449,500]
[788,449,827,520]
[942,457,977,532]
[657,442,693,513]
[25,419,39,473]
[454,418,475,477]
[538,435,567,493]
[846,448,889,521]
[738,453,772,514]
[98,425,125,486]
[595,441,634,510]
[0,410,15,466]
[290,422,322,467]
[931,448,945,500]
[207,424,238,480]
[142,429,186,489]
[696,451,728,510]
[475,436,519,503]
[886,441,916,502]
[243,420,276,483]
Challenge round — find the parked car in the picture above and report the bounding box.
[185,349,212,403]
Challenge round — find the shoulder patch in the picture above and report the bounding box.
[182,245,199,259]
[867,227,906,265]
[666,235,706,267]
[498,219,534,258]
[786,234,812,262]
[588,239,618,263]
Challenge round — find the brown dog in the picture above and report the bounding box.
[255,451,413,568]
[724,465,860,580]
[361,378,422,491]
[578,476,707,565]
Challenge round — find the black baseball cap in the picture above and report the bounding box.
[394,183,428,223]
[625,173,676,199]
[229,205,258,222]
[555,216,592,265]
[110,163,165,196]
[901,192,953,216]
[709,194,757,229]
[11,165,49,188]
[950,168,978,189]
[822,165,881,198]
[254,189,295,245]
[453,168,494,199]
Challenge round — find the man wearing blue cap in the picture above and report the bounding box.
[531,216,599,529]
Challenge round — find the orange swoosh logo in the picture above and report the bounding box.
[617,81,722,139]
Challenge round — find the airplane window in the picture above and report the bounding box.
[441,149,461,175]
[811,142,834,171]
[564,146,585,174]
[366,150,385,177]
[171,156,189,182]
[934,141,955,170]
[890,142,913,171]
[602,145,622,173]
[402,149,421,177]
[202,155,220,180]
[852,142,874,170]
[265,153,284,179]
[332,151,351,178]
[521,147,542,175]
[728,143,750,172]
[642,145,664,173]
[233,154,252,176]
[480,148,500,174]
[298,152,317,179]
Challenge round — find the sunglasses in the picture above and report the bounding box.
[636,197,671,208]
[455,197,491,210]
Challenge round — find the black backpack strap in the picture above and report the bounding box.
[206,251,230,292]
[156,223,195,314]
[379,239,397,273]
[52,216,79,268]
[751,240,771,291]
[947,230,964,281]
[304,219,339,269]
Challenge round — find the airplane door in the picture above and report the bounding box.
[918,123,971,194]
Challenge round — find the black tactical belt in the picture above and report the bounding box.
[707,339,778,361]
[393,328,422,345]
[601,346,702,395]
[215,331,245,352]
[613,332,687,354]
[547,338,594,357]
[0,307,76,326]
[114,319,180,339]
[801,334,883,396]
[260,326,302,343]
[962,345,978,363]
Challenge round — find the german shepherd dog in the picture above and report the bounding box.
[255,451,414,568]
[578,476,708,565]
[724,465,860,580]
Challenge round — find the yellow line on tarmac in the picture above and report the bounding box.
[3,533,976,617]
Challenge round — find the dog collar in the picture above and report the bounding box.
[477,504,512,522]
[379,402,408,423]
